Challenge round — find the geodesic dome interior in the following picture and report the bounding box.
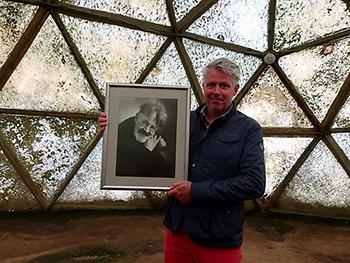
[0,0,349,218]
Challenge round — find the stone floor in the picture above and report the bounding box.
[0,210,349,263]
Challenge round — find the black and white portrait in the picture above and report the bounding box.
[101,83,189,190]
[116,97,177,178]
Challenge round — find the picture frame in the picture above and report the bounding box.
[101,83,190,190]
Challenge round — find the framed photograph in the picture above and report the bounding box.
[101,83,190,190]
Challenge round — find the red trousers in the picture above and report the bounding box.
[164,227,242,263]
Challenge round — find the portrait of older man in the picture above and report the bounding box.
[115,98,177,178]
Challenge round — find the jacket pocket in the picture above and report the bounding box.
[210,205,244,239]
[210,133,242,171]
[214,133,241,143]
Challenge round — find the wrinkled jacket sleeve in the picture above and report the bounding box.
[191,123,265,204]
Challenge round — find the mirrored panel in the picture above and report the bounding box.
[332,133,350,161]
[142,41,199,111]
[173,0,201,22]
[0,148,39,211]
[0,16,100,113]
[238,67,312,127]
[279,36,350,122]
[61,0,170,25]
[58,139,140,203]
[0,115,98,200]
[143,43,189,86]
[263,137,312,199]
[61,15,167,95]
[187,0,269,51]
[0,1,37,68]
[333,95,350,128]
[274,0,350,50]
[183,39,261,92]
[282,141,350,208]
[190,89,199,111]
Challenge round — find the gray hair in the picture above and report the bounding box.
[138,101,167,127]
[203,57,241,84]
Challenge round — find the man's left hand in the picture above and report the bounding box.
[167,181,192,204]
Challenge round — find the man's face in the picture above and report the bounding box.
[133,111,158,143]
[203,68,239,117]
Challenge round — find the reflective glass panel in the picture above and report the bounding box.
[0,1,37,68]
[142,42,199,111]
[332,133,350,161]
[282,141,350,207]
[61,15,167,95]
[190,89,199,111]
[0,148,39,211]
[263,137,312,199]
[0,16,100,113]
[0,115,98,200]
[61,0,170,25]
[173,0,201,22]
[183,39,261,92]
[274,0,350,51]
[187,0,269,51]
[58,139,139,203]
[238,67,312,127]
[334,95,350,128]
[279,37,350,122]
[143,43,189,86]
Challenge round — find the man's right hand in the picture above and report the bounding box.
[98,112,108,133]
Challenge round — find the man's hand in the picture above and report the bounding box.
[144,135,165,152]
[167,181,192,204]
[98,112,108,133]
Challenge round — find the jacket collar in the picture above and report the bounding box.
[196,103,237,127]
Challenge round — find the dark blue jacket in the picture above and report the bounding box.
[164,103,265,248]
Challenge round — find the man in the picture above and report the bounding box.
[100,101,173,178]
[164,58,265,263]
[99,57,265,262]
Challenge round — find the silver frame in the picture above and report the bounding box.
[101,83,190,190]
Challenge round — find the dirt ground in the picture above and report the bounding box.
[0,210,349,263]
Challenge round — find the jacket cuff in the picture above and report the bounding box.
[191,181,209,202]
